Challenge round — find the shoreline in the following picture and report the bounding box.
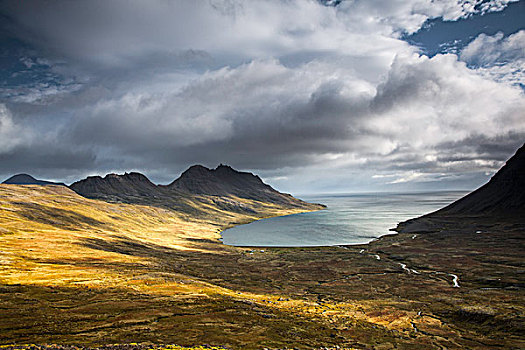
[218,208,405,249]
[217,206,327,245]
[1,185,523,348]
[218,190,468,249]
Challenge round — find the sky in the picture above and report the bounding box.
[0,0,524,194]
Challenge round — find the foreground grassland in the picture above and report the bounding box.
[1,346,229,350]
[0,185,523,349]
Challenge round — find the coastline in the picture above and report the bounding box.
[217,206,327,244]
[1,185,523,349]
[218,190,465,248]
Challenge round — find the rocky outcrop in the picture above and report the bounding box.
[167,164,318,208]
[68,165,324,215]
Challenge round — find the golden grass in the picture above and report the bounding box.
[0,186,416,335]
[0,185,311,290]
[0,346,230,350]
[4,184,513,349]
[1,185,376,348]
[0,185,330,309]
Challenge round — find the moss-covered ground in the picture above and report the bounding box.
[0,185,523,349]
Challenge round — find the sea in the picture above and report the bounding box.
[220,191,467,247]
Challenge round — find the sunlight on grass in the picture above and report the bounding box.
[0,185,431,348]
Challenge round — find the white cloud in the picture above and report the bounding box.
[0,0,523,190]
[460,30,525,86]
[0,104,30,154]
[461,30,525,66]
[60,52,525,184]
[371,53,525,145]
[334,0,519,35]
[2,0,518,67]
[389,171,424,184]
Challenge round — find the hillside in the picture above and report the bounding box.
[432,143,525,217]
[1,156,523,348]
[2,178,523,348]
[396,143,525,234]
[167,164,316,208]
[0,181,420,349]
[70,165,324,219]
[2,173,66,186]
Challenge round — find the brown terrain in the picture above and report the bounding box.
[0,149,524,349]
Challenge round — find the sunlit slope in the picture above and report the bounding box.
[0,184,311,288]
[0,185,369,348]
[69,166,325,219]
[1,184,522,348]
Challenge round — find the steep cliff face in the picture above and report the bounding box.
[434,143,525,217]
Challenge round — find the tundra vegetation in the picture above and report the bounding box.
[0,156,523,349]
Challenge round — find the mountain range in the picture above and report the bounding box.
[3,164,324,217]
[4,143,524,220]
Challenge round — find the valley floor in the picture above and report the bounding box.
[0,185,523,349]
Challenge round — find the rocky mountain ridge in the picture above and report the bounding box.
[167,164,307,207]
[69,172,163,200]
[67,165,324,216]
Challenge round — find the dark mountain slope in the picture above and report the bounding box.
[433,143,525,217]
[167,164,315,208]
[69,172,196,214]
[70,172,161,201]
[397,143,525,234]
[3,174,66,186]
[69,165,324,217]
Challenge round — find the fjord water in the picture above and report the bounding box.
[221,191,467,247]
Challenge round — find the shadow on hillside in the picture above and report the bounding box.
[73,235,242,278]
[13,202,114,231]
[81,235,177,258]
[0,282,343,348]
[10,226,525,347]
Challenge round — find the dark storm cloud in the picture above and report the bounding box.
[435,131,525,162]
[64,69,371,169]
[0,0,523,191]
[0,145,97,183]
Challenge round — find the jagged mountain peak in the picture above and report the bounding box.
[169,164,267,195]
[215,163,235,171]
[180,164,246,175]
[103,172,152,182]
[67,164,323,213]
